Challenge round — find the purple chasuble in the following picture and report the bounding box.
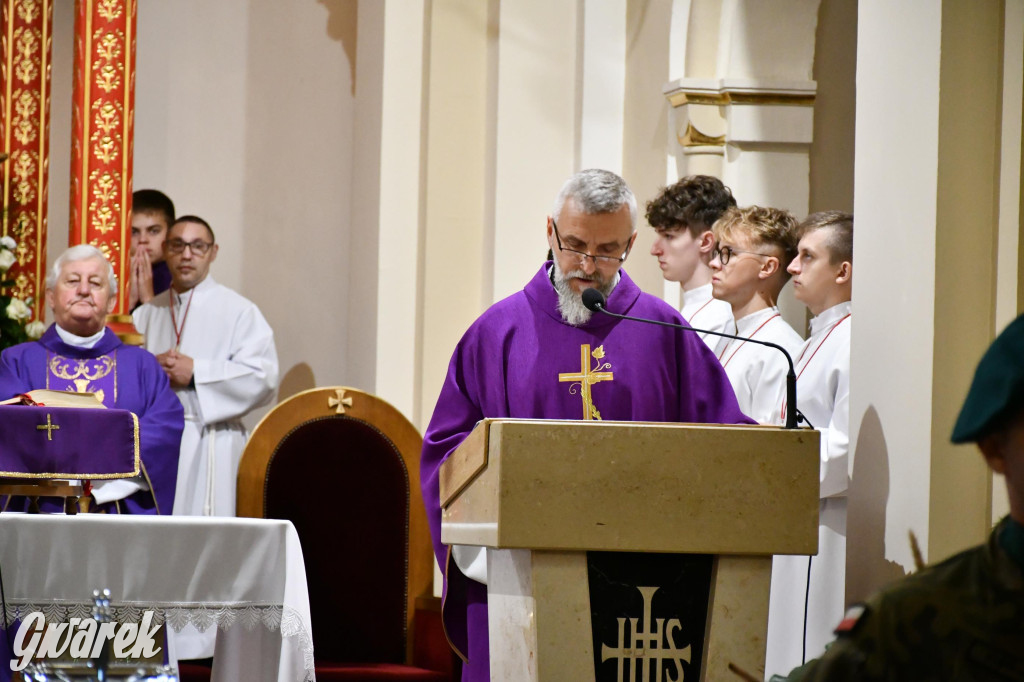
[420,264,751,680]
[0,325,184,514]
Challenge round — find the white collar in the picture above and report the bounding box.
[809,301,852,336]
[170,275,216,304]
[682,282,713,306]
[734,306,781,335]
[55,325,105,349]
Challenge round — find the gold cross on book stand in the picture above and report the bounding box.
[0,413,82,514]
[36,413,61,440]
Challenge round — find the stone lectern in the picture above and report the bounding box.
[439,419,820,682]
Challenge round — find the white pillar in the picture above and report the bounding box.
[847,0,1006,602]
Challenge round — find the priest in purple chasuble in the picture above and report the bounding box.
[0,245,184,514]
[421,170,751,681]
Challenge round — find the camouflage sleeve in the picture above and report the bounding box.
[774,541,1006,682]
[782,639,874,682]
[771,605,883,682]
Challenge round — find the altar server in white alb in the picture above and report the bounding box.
[764,210,853,678]
[708,206,803,424]
[646,175,737,352]
[134,216,279,516]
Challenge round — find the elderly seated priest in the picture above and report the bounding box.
[0,245,184,514]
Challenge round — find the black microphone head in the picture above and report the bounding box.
[581,288,606,312]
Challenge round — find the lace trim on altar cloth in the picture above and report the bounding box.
[4,600,315,679]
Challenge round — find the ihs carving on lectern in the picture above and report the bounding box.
[600,586,691,682]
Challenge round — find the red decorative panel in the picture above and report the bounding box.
[70,0,135,314]
[0,0,52,321]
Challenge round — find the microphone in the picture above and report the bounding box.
[582,287,804,429]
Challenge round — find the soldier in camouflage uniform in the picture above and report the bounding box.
[780,314,1024,682]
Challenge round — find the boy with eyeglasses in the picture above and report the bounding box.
[708,206,803,424]
[134,216,279,520]
[646,175,737,352]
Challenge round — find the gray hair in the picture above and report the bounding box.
[551,169,638,231]
[46,244,118,295]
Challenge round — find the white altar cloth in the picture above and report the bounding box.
[0,514,315,681]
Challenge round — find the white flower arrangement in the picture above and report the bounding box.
[0,248,15,272]
[25,320,45,339]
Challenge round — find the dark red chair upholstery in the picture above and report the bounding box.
[237,387,454,681]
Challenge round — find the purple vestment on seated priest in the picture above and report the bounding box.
[421,264,752,681]
[0,325,184,514]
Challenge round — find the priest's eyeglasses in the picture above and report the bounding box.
[712,244,772,266]
[167,239,214,256]
[552,221,631,265]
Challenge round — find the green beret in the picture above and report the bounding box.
[951,314,1024,443]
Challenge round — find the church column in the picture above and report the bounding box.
[847,0,1008,601]
[348,1,428,423]
[621,0,675,298]
[1,0,52,322]
[489,0,578,302]
[68,0,136,329]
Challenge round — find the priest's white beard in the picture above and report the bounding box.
[551,258,617,327]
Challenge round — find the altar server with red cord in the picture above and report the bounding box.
[420,169,752,681]
[708,206,804,424]
[647,174,738,352]
[134,216,278,517]
[0,244,184,514]
[765,211,853,677]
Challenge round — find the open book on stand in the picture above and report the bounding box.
[0,389,106,409]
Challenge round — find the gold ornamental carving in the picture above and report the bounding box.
[679,122,726,148]
[13,26,41,83]
[92,29,125,93]
[12,272,33,301]
[16,0,40,22]
[96,0,121,21]
[87,168,120,234]
[667,89,816,109]
[12,89,41,145]
[90,100,123,164]
[1,0,53,322]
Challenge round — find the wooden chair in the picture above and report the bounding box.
[236,387,453,681]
